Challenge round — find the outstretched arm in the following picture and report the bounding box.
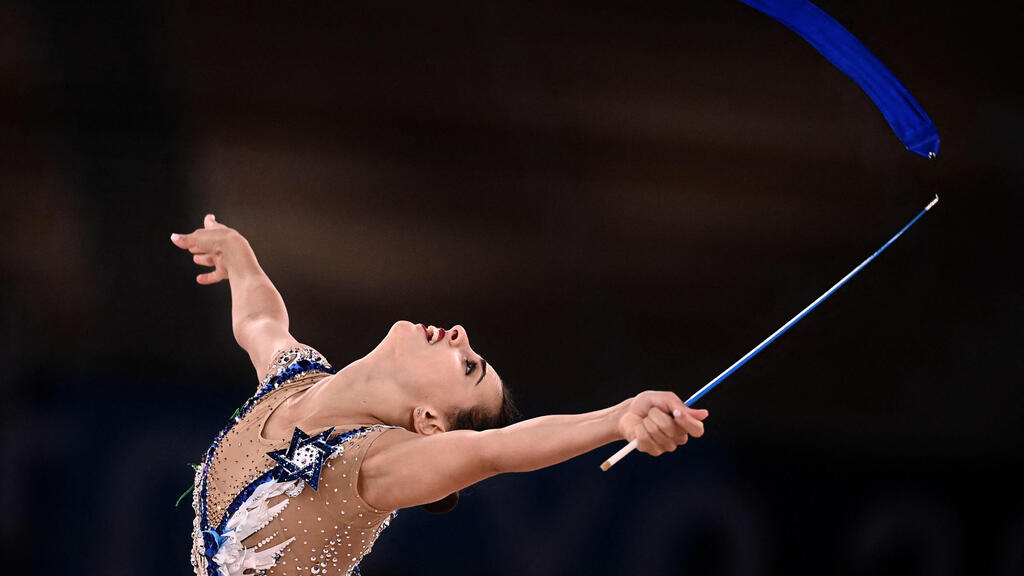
[170,214,301,376]
[359,391,709,510]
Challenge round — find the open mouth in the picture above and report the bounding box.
[421,324,446,344]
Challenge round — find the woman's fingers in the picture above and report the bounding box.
[203,213,226,230]
[171,231,207,254]
[675,409,706,438]
[636,390,686,420]
[170,232,192,249]
[193,253,215,267]
[172,216,235,287]
[172,214,228,250]
[642,414,677,453]
[633,426,663,457]
[196,269,226,285]
[650,408,687,449]
[632,408,693,456]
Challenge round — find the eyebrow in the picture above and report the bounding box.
[475,358,488,386]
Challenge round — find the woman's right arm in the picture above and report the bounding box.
[171,214,301,376]
[358,391,709,511]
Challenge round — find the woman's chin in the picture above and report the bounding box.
[358,321,411,361]
[390,320,417,332]
[383,321,421,353]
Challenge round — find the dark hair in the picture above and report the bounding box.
[447,381,521,432]
[420,382,521,514]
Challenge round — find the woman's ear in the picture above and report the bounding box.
[412,406,448,435]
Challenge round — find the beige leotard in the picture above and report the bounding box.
[190,347,397,576]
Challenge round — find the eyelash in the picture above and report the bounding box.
[465,358,478,376]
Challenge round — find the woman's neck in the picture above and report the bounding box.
[290,357,414,431]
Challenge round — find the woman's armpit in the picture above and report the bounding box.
[352,427,411,514]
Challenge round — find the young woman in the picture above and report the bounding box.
[172,214,709,576]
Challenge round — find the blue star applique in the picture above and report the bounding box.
[266,427,336,490]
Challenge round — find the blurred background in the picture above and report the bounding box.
[2,0,1021,574]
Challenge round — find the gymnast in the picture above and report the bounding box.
[172,214,709,576]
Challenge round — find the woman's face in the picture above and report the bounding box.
[378,320,503,426]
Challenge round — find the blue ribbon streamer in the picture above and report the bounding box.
[737,0,939,158]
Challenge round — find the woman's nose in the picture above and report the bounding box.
[447,324,468,347]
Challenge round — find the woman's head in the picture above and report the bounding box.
[367,321,521,515]
[373,320,517,434]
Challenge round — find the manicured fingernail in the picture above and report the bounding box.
[171,233,180,241]
[673,409,682,418]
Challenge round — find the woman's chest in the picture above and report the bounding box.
[200,421,394,576]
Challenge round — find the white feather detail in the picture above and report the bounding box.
[211,478,303,576]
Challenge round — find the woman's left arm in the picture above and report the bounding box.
[171,214,300,375]
[358,391,709,511]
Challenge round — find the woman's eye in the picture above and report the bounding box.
[465,359,478,376]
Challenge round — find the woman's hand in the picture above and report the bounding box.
[170,214,247,285]
[615,391,708,456]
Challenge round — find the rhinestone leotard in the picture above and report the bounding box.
[190,347,398,576]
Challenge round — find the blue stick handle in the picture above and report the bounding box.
[600,195,938,471]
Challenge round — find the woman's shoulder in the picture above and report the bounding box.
[255,345,336,396]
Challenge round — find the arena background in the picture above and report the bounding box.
[2,1,1021,574]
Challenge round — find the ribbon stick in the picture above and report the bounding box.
[601,195,939,471]
[737,0,940,158]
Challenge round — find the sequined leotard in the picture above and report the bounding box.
[190,347,398,576]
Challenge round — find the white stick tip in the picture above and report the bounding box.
[600,439,638,471]
[926,195,939,210]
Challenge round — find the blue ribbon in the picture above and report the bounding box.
[737,0,939,158]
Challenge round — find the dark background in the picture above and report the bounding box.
[2,1,1021,574]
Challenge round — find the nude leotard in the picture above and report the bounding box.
[190,347,397,576]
